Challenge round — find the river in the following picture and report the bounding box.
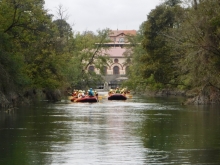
[0,93,220,165]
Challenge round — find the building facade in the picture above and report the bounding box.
[88,30,136,89]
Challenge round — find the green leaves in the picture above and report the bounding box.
[128,0,220,93]
[67,29,111,89]
[0,0,70,94]
[141,4,178,86]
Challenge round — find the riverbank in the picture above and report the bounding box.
[136,84,220,105]
[0,89,63,109]
[1,84,220,109]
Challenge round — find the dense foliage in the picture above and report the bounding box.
[125,0,220,95]
[0,0,109,106]
[1,0,220,106]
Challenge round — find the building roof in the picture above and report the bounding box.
[109,30,136,37]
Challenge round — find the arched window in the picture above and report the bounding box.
[113,66,119,75]
[88,66,95,72]
[114,58,118,63]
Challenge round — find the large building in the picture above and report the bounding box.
[88,30,136,89]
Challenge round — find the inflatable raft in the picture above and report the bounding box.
[108,94,127,100]
[74,96,98,103]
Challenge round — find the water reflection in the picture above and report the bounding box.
[0,96,220,164]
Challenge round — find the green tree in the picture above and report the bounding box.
[122,22,149,91]
[165,0,182,6]
[175,0,220,89]
[0,0,72,103]
[64,29,111,90]
[141,2,184,89]
[124,0,185,91]
[0,0,48,93]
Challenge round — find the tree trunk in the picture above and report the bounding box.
[194,0,198,10]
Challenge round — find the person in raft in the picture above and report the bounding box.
[88,88,94,97]
[115,87,120,93]
[108,89,113,96]
[78,90,85,98]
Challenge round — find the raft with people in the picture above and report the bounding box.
[69,88,99,103]
[74,96,98,102]
[108,93,127,100]
[107,87,129,100]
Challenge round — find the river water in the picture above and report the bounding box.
[0,93,220,165]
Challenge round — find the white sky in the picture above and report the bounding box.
[44,0,163,33]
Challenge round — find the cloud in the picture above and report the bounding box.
[44,0,162,33]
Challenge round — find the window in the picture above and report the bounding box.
[114,58,118,63]
[113,66,119,75]
[119,37,124,43]
[88,66,95,72]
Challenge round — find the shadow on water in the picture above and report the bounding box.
[0,94,220,164]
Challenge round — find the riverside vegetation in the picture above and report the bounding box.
[124,0,220,104]
[0,0,220,108]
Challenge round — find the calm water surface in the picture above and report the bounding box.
[1,93,220,165]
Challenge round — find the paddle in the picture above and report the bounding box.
[98,96,103,100]
[68,96,73,100]
[126,94,132,98]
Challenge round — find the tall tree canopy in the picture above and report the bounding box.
[126,0,220,96]
[175,0,220,89]
[140,1,184,89]
[0,0,110,106]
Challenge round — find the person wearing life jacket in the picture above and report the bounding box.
[94,90,98,97]
[81,90,85,97]
[79,90,86,98]
[88,88,94,97]
[108,89,113,96]
[115,87,120,93]
[120,88,125,95]
[71,89,77,96]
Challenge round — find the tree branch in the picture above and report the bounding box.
[84,31,108,70]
